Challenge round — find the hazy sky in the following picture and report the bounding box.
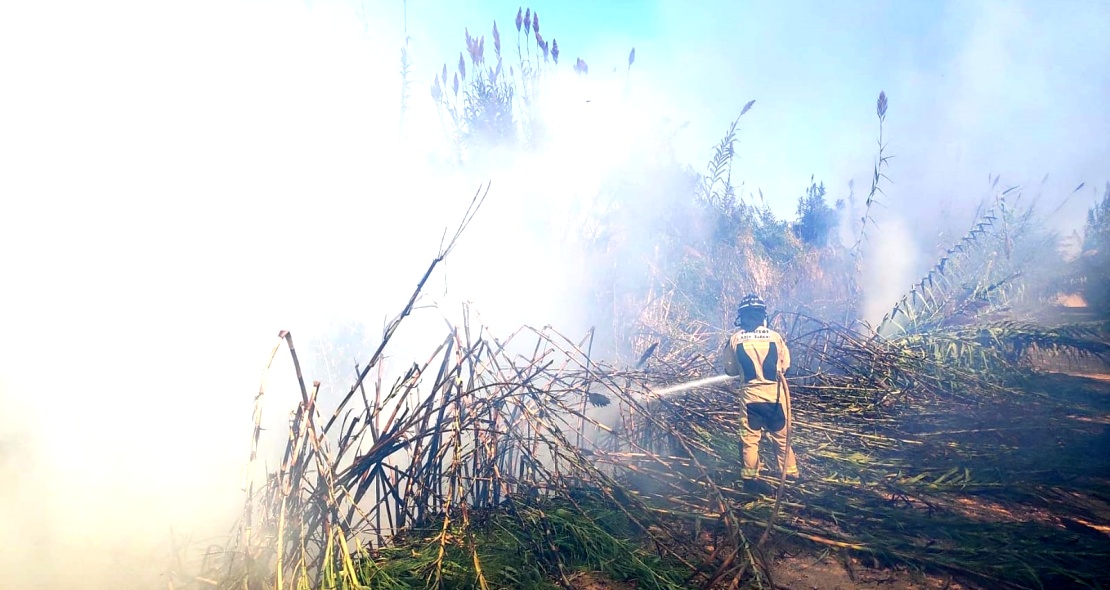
[1,1,1108,588]
[398,0,1109,219]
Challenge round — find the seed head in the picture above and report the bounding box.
[524,8,531,33]
[538,35,548,61]
[877,91,888,119]
[441,64,447,85]
[431,76,442,103]
[452,72,459,95]
[535,30,543,49]
[551,39,559,64]
[515,8,522,32]
[465,29,478,65]
[458,52,466,80]
[628,47,636,69]
[492,21,501,56]
[574,57,588,75]
[532,11,539,34]
[477,36,485,65]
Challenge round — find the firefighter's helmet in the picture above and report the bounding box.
[737,294,767,313]
[734,294,767,326]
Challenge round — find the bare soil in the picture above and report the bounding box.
[570,370,1110,590]
[767,370,1110,590]
[566,571,637,590]
[771,546,968,590]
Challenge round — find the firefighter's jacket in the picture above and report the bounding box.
[721,326,791,404]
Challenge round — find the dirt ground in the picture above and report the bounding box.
[768,370,1110,590]
[566,571,637,590]
[769,543,969,590]
[563,539,980,590]
[570,369,1110,590]
[566,556,970,590]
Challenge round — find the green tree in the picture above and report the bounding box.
[793,177,839,248]
[755,199,800,263]
[1081,183,1110,311]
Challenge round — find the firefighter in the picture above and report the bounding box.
[721,294,798,492]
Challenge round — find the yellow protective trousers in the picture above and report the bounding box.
[738,385,797,479]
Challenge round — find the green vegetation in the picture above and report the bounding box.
[793,178,840,249]
[430,7,580,156]
[1080,184,1110,312]
[353,492,688,590]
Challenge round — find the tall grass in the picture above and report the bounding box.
[431,9,553,156]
